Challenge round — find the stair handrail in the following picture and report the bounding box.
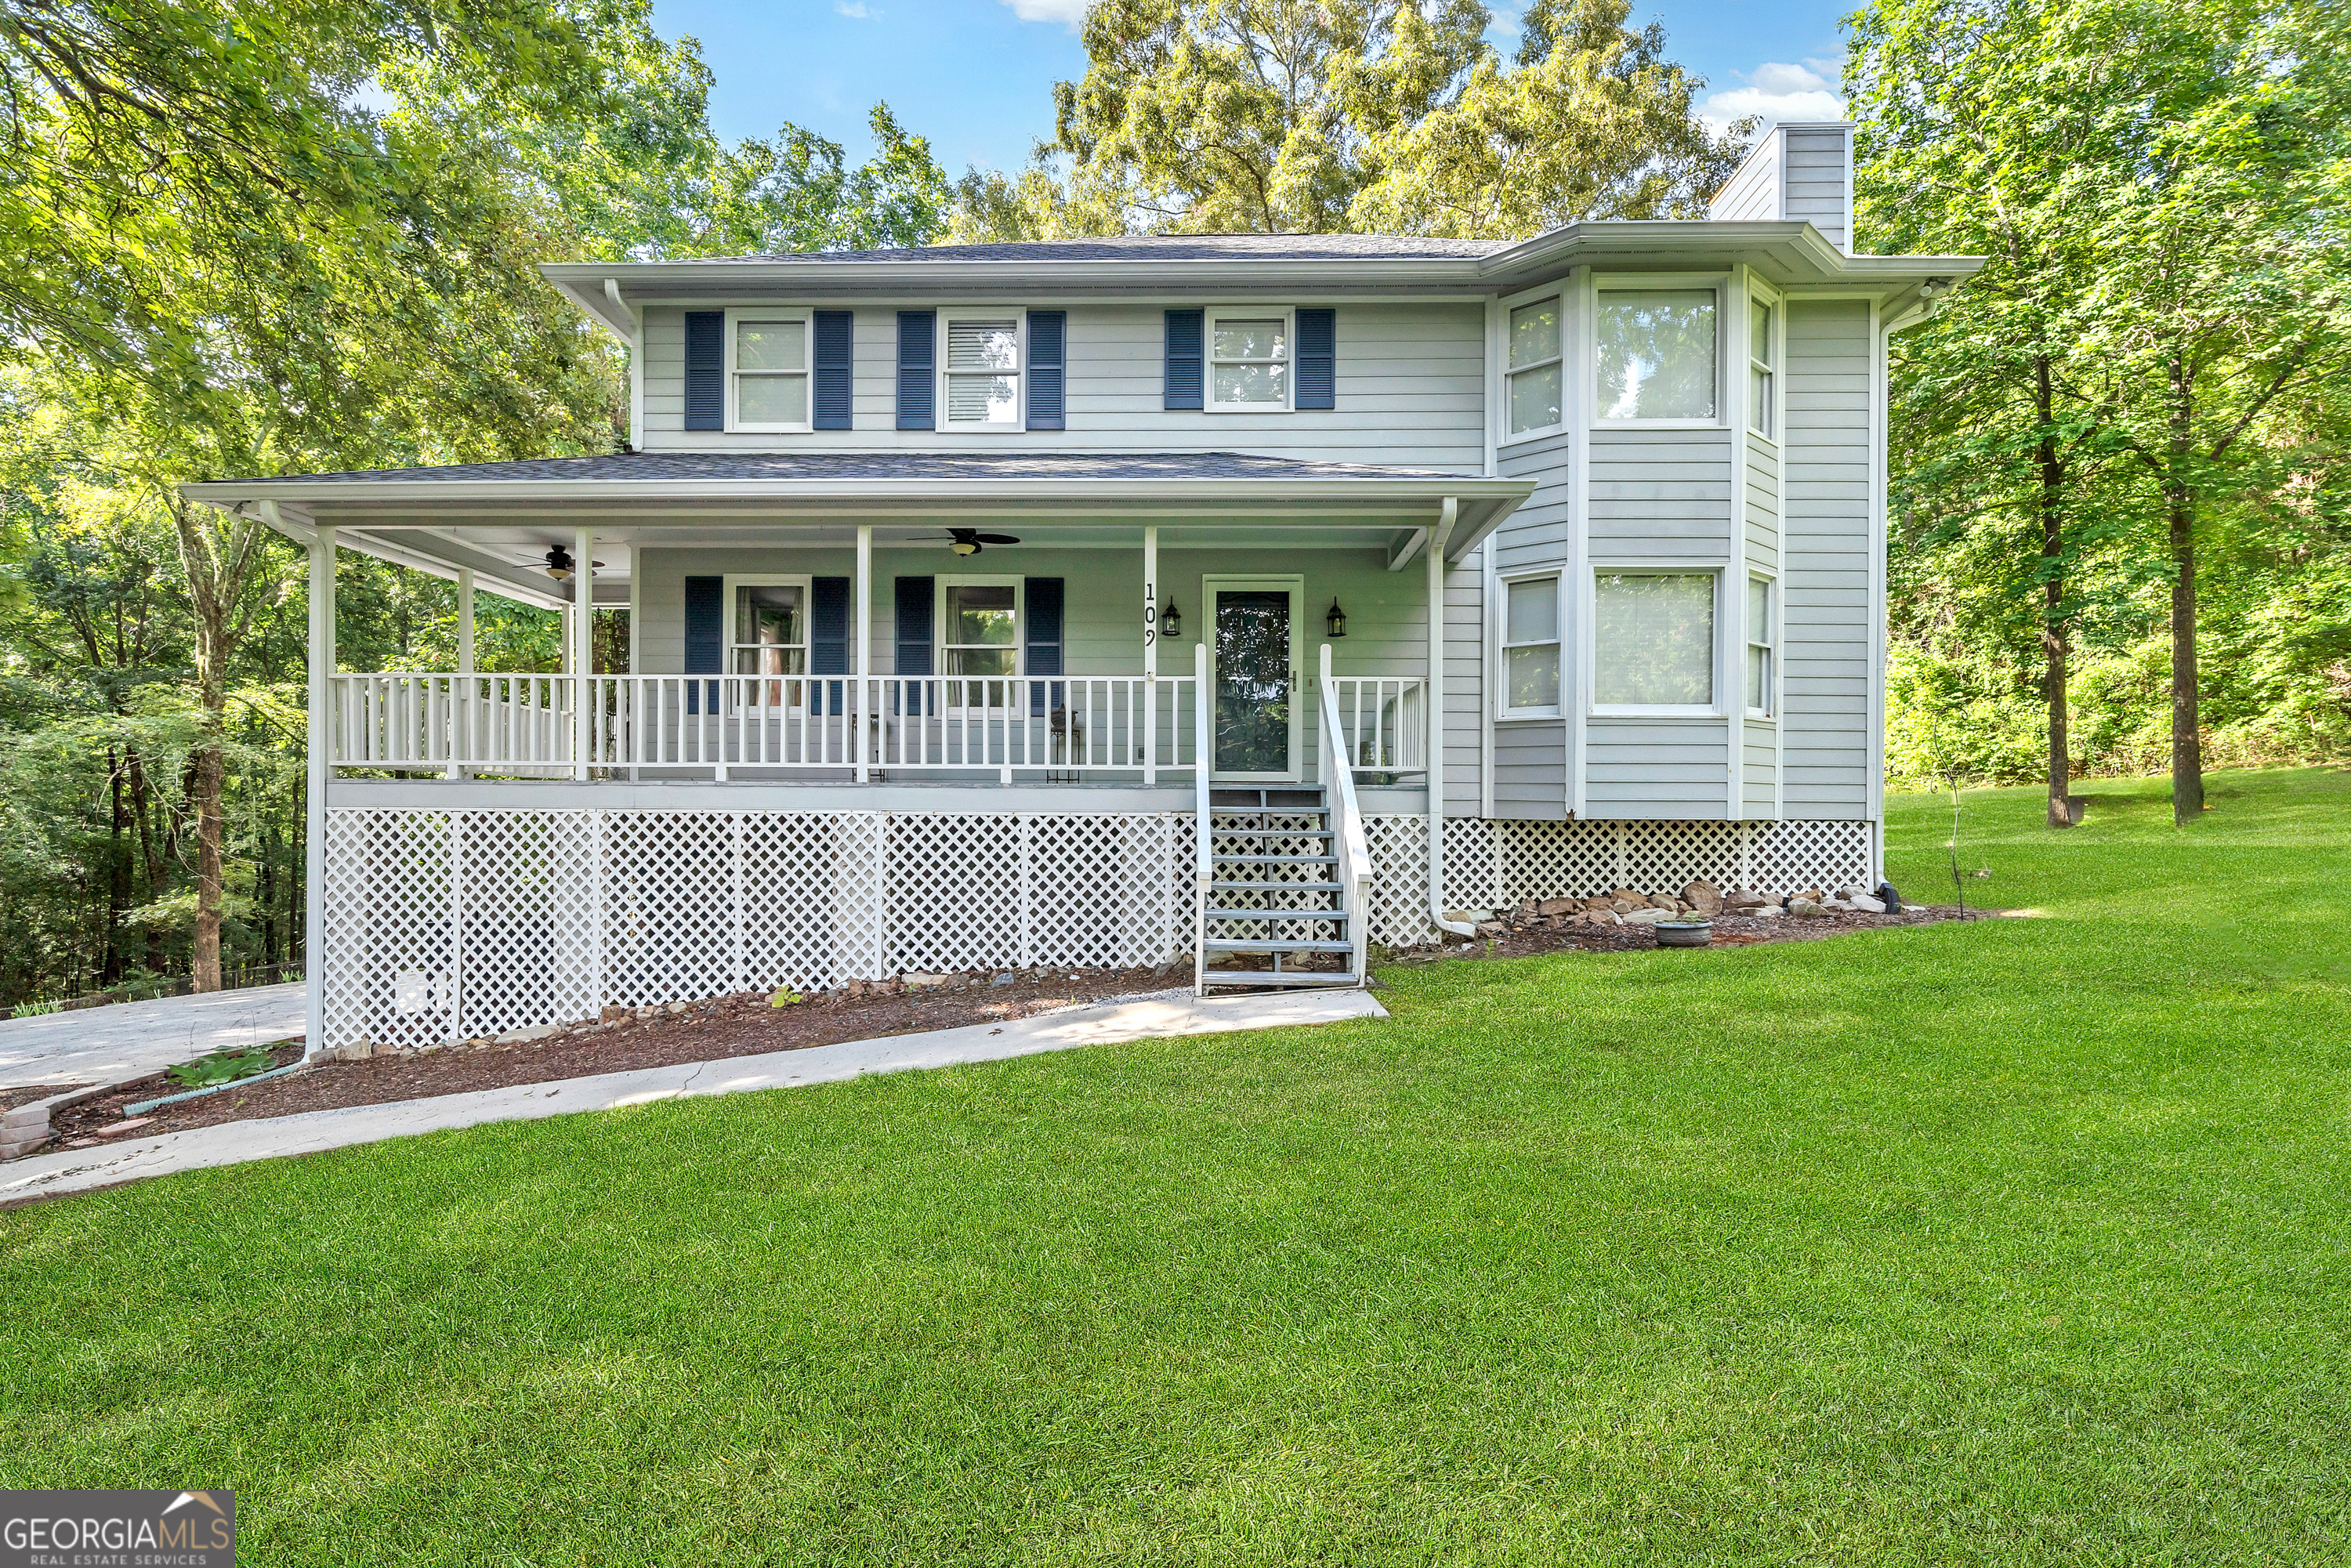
[1194,639,1213,996]
[1317,643,1374,984]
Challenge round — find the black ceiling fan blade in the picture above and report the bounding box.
[973,533,1021,545]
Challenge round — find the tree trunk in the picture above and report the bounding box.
[105,750,129,983]
[2168,481,2201,823]
[166,492,270,992]
[2035,357,2072,828]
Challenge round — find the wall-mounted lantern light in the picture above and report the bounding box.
[1325,596,1347,638]
[1159,599,1181,639]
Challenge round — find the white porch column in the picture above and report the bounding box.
[855,523,871,783]
[1143,523,1157,786]
[305,520,335,1059]
[1427,498,1472,938]
[573,524,594,780]
[456,567,476,675]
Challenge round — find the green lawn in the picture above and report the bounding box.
[5,769,2349,1564]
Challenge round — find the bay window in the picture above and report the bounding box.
[1593,571,1715,711]
[1596,289,1717,422]
[1746,575,1775,716]
[1505,296,1563,437]
[1500,574,1562,715]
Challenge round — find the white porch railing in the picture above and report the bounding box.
[1318,647,1375,983]
[1328,677,1426,775]
[331,673,1205,782]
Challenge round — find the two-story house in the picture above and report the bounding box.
[188,124,1978,1054]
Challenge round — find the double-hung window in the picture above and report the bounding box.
[1745,575,1775,716]
[1207,310,1290,411]
[727,578,810,707]
[729,315,810,432]
[1748,296,1777,438]
[1596,288,1718,422]
[1505,296,1563,438]
[939,578,1020,708]
[1499,574,1562,716]
[941,313,1023,430]
[1593,571,1716,712]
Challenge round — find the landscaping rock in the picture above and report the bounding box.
[1749,904,1786,918]
[94,1117,155,1138]
[495,1024,560,1045]
[1620,907,1669,925]
[1610,887,1643,903]
[1538,897,1577,917]
[1610,897,1639,915]
[1789,900,1832,919]
[1682,881,1725,916]
[1648,893,1679,911]
[902,972,950,990]
[1722,887,1769,911]
[1850,893,1888,914]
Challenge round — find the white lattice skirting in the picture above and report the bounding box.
[319,809,1875,1049]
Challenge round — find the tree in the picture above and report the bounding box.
[1854,0,2351,823]
[959,0,1742,239]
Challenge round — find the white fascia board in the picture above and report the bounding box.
[538,233,1984,312]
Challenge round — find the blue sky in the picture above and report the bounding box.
[650,0,1853,177]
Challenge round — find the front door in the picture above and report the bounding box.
[1207,578,1302,780]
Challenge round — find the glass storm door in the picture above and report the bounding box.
[1209,581,1301,780]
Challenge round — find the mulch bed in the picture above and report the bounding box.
[25,907,1991,1156]
[2,1084,82,1114]
[41,964,1192,1148]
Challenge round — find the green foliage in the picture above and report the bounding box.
[955,0,1744,239]
[163,1045,278,1090]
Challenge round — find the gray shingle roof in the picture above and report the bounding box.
[228,451,1483,485]
[692,234,1517,265]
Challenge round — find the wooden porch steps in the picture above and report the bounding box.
[1197,785,1359,994]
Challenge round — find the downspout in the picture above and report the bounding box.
[1427,498,1474,940]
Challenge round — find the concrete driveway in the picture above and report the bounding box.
[0,983,305,1089]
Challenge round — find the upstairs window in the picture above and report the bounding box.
[1208,311,1290,411]
[1596,289,1716,422]
[1501,574,1562,715]
[1594,571,1715,712]
[942,313,1023,429]
[1505,297,1563,437]
[730,316,810,432]
[1748,298,1777,438]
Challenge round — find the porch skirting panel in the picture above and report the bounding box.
[319,808,1877,1050]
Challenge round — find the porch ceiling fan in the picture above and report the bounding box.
[529,544,606,581]
[939,527,1020,556]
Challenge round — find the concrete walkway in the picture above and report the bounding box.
[0,983,306,1090]
[1,987,1385,1204]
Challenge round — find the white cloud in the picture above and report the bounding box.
[835,1,878,15]
[1697,59,1846,136]
[1000,0,1089,29]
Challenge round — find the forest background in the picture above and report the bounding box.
[1,0,2343,1009]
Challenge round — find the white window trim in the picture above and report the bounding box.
[721,574,815,664]
[1747,280,1783,445]
[1591,273,1729,430]
[938,309,1028,433]
[1498,284,1567,447]
[1745,570,1778,719]
[936,574,1025,680]
[1588,563,1724,719]
[1204,306,1295,415]
[723,308,812,435]
[1495,568,1564,720]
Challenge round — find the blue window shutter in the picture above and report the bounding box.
[1025,577,1063,717]
[810,575,850,714]
[893,575,933,713]
[1027,310,1066,430]
[685,312,724,430]
[683,574,723,713]
[813,311,853,429]
[897,311,936,430]
[1295,308,1335,409]
[1164,309,1203,410]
